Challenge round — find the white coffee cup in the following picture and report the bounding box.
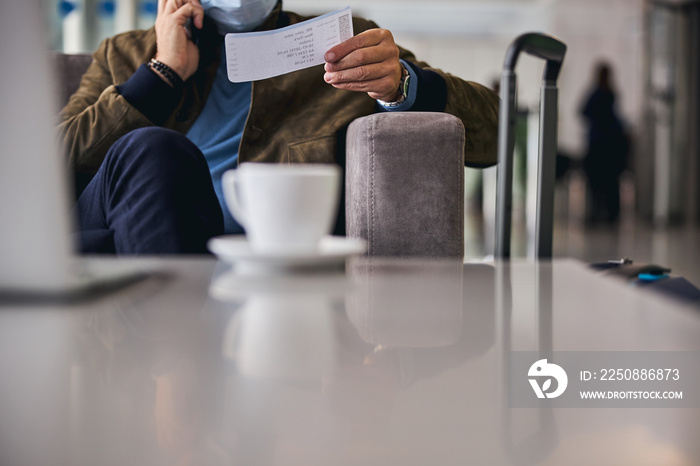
[222,163,341,253]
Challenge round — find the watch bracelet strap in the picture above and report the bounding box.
[377,65,409,107]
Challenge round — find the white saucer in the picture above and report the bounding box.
[207,236,367,272]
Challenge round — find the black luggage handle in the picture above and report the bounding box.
[503,33,566,82]
[496,33,567,259]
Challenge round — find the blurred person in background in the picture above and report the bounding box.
[579,61,629,225]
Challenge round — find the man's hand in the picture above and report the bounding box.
[324,29,403,102]
[154,0,204,81]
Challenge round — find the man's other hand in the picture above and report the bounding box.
[324,29,403,102]
[155,0,204,81]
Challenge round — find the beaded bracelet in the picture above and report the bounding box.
[147,58,184,88]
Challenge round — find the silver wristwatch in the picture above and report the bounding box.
[378,64,410,107]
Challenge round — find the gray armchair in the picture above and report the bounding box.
[54,53,466,258]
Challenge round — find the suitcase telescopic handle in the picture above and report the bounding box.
[504,33,566,82]
[496,33,567,259]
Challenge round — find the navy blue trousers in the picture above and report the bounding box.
[75,127,224,254]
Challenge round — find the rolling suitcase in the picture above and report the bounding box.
[495,33,567,259]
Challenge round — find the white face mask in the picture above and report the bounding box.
[200,0,278,34]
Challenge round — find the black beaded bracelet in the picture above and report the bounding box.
[148,58,184,88]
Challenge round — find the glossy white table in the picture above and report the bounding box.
[0,258,698,466]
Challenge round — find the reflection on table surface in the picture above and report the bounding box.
[0,257,698,466]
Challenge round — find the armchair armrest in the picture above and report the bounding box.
[345,112,465,257]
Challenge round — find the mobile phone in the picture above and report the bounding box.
[184,17,200,44]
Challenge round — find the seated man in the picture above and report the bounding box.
[59,0,499,254]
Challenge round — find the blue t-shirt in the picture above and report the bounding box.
[186,48,251,234]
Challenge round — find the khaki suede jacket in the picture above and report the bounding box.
[58,7,499,178]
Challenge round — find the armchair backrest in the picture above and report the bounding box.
[52,52,92,107]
